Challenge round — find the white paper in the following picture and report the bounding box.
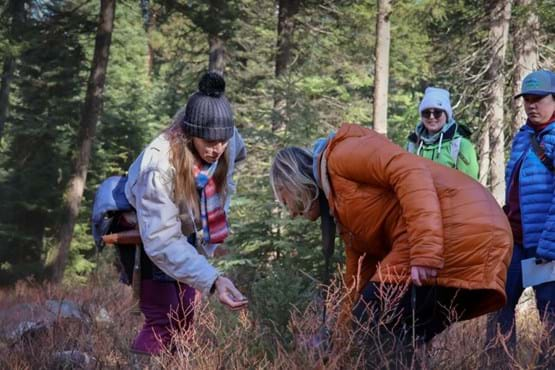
[521,257,555,287]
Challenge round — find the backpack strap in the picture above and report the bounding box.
[450,137,462,166]
[530,133,555,172]
[407,141,416,154]
[406,132,419,153]
[456,124,472,138]
[319,150,333,208]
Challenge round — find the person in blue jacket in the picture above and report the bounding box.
[488,70,555,350]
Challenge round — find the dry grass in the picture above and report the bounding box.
[0,270,142,369]
[1,272,554,369]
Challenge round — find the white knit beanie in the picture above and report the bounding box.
[419,87,453,121]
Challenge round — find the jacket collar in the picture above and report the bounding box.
[312,133,336,216]
[518,121,555,137]
[408,120,458,144]
[312,132,335,189]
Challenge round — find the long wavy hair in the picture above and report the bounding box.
[270,146,319,214]
[165,108,229,219]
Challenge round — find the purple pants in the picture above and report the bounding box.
[131,280,196,355]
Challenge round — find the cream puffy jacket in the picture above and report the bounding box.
[125,128,246,295]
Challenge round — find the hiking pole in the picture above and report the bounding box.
[131,244,141,315]
[322,255,329,325]
[411,284,416,350]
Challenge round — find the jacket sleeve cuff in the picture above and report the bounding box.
[209,275,219,295]
[197,268,220,296]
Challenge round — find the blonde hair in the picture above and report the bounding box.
[270,147,319,214]
[165,108,229,219]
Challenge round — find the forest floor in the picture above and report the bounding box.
[0,266,552,369]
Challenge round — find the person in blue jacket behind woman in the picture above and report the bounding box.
[488,70,555,351]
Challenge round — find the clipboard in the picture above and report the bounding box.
[521,257,555,287]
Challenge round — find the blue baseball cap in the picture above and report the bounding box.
[515,70,555,99]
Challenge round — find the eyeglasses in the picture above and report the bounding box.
[421,109,444,119]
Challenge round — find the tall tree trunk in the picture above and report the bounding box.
[511,0,539,137]
[372,0,392,135]
[48,0,116,282]
[483,0,512,203]
[140,0,155,77]
[0,0,26,140]
[272,0,301,132]
[478,121,491,186]
[208,34,226,75]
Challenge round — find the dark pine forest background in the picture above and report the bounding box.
[0,1,554,362]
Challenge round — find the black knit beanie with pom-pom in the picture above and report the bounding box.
[181,72,235,141]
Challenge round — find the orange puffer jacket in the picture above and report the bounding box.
[321,123,512,320]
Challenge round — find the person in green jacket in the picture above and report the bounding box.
[406,87,479,179]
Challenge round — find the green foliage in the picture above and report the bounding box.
[72,0,162,282]
[537,0,555,68]
[93,0,160,178]
[56,222,96,283]
[250,265,316,338]
[0,3,554,358]
[179,0,242,39]
[0,0,93,284]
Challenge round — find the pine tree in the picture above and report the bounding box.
[0,0,93,283]
[49,0,117,282]
[0,0,28,140]
[481,0,512,202]
[511,0,539,136]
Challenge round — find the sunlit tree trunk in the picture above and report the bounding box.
[478,123,491,186]
[49,0,116,282]
[372,0,392,135]
[140,0,156,77]
[481,0,512,203]
[511,0,539,137]
[208,34,226,75]
[272,0,301,132]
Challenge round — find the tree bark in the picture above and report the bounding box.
[478,119,491,186]
[272,0,301,132]
[511,0,539,137]
[49,0,116,282]
[140,0,155,76]
[372,0,392,135]
[208,34,226,75]
[482,0,512,203]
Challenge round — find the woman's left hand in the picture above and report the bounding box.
[411,266,438,286]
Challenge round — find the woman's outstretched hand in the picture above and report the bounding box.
[411,266,438,286]
[214,276,248,310]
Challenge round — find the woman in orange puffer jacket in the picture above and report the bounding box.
[270,123,512,342]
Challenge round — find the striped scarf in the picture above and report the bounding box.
[194,161,229,244]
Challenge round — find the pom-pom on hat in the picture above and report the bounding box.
[181,72,235,141]
[419,87,453,121]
